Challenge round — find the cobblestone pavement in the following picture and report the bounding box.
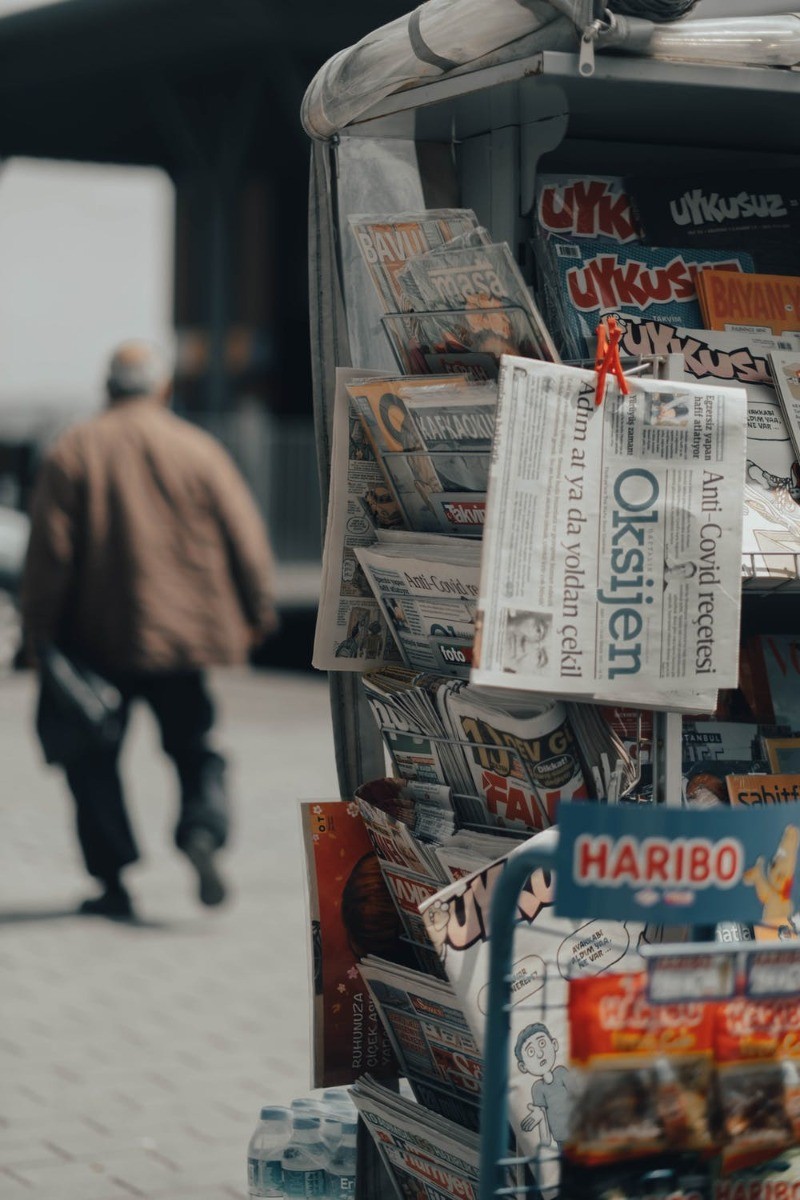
[0,667,339,1199]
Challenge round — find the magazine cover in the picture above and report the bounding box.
[616,319,800,583]
[347,374,483,534]
[381,308,508,379]
[626,168,800,275]
[545,235,754,359]
[400,241,559,363]
[299,800,398,1087]
[533,174,638,245]
[698,270,800,337]
[438,689,589,832]
[348,209,481,314]
[419,831,643,1195]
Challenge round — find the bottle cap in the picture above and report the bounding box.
[260,1106,291,1122]
[294,1115,321,1131]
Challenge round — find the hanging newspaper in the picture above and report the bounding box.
[312,367,406,672]
[472,358,748,711]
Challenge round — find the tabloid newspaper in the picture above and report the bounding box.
[614,318,800,583]
[346,375,494,536]
[299,800,398,1087]
[354,535,482,678]
[417,829,643,1196]
[348,209,481,314]
[358,957,483,1131]
[471,358,748,711]
[312,368,403,673]
[350,1074,482,1200]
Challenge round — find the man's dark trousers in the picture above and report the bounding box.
[62,671,228,884]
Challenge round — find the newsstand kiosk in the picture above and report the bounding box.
[301,3,800,1197]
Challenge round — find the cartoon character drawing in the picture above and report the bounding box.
[515,1022,573,1147]
[743,824,800,933]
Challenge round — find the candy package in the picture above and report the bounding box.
[566,971,716,1165]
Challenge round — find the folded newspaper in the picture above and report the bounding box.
[358,956,483,1131]
[350,1073,482,1200]
[472,357,748,711]
[312,367,402,673]
[355,535,482,678]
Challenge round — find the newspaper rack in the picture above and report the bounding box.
[375,723,648,818]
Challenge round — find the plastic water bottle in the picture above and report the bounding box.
[282,1114,328,1198]
[319,1111,342,1155]
[247,1106,292,1198]
[325,1119,357,1200]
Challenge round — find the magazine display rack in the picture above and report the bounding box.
[304,25,800,1200]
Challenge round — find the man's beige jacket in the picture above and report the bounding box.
[21,396,278,673]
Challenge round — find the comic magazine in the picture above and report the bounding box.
[626,168,800,275]
[418,830,643,1195]
[534,174,638,244]
[616,318,800,583]
[545,235,754,359]
[299,800,398,1087]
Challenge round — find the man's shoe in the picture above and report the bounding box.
[78,884,134,921]
[182,830,227,907]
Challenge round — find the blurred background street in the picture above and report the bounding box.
[0,665,337,1199]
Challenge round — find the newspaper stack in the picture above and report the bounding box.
[349,209,557,377]
[313,370,491,674]
[350,1074,483,1200]
[354,776,456,977]
[531,172,755,361]
[472,358,748,712]
[358,957,483,1131]
[364,667,640,823]
[355,775,528,974]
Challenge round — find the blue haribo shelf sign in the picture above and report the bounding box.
[555,800,800,937]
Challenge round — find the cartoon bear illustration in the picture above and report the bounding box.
[743,824,799,934]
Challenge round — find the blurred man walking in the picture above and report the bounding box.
[21,341,279,919]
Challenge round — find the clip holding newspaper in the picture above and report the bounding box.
[471,358,748,712]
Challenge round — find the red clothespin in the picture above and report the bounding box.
[594,316,630,407]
